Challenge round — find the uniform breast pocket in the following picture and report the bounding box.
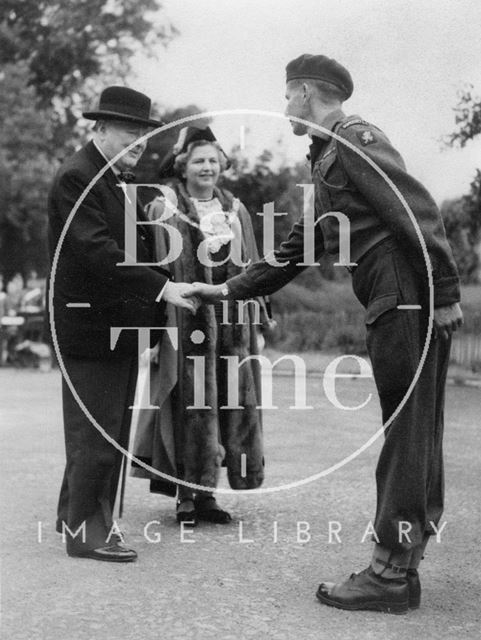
[318,153,336,181]
[318,152,347,191]
[315,154,349,213]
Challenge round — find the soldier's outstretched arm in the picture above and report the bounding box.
[224,213,325,300]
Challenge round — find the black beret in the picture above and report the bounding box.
[286,54,353,100]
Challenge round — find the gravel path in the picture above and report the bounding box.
[1,367,480,640]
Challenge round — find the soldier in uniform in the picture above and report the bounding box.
[187,54,463,613]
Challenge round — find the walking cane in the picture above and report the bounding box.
[118,453,127,519]
[118,359,142,520]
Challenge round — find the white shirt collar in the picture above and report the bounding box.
[92,139,133,203]
[92,139,121,177]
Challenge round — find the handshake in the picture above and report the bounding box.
[162,281,227,314]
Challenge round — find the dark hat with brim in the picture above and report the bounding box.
[158,125,229,179]
[83,86,165,128]
[286,54,353,100]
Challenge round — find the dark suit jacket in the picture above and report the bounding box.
[48,141,170,359]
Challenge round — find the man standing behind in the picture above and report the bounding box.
[187,56,463,612]
[49,86,197,562]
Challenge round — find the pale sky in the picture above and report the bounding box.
[133,0,481,203]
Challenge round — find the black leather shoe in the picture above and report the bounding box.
[176,499,197,527]
[316,567,409,614]
[194,496,232,524]
[68,543,137,563]
[407,568,421,609]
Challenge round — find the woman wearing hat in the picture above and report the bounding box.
[132,127,274,525]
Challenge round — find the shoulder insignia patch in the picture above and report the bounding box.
[357,130,377,146]
[341,118,369,129]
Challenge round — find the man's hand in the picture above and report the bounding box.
[162,282,200,314]
[433,302,463,340]
[139,343,159,366]
[182,282,226,304]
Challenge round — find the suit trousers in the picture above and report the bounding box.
[351,238,451,553]
[56,354,138,552]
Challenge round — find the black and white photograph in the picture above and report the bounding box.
[1,1,480,638]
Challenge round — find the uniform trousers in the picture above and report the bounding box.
[56,354,138,553]
[351,238,451,553]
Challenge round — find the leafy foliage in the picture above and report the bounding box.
[222,146,310,247]
[0,62,56,278]
[268,280,365,353]
[444,85,481,148]
[1,0,177,102]
[135,105,210,198]
[221,146,348,282]
[443,84,481,283]
[441,174,481,283]
[0,0,177,278]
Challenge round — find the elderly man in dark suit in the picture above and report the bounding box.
[49,86,197,562]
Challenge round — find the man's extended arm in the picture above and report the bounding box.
[186,210,325,303]
[51,170,198,313]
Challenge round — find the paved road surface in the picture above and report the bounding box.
[1,367,480,639]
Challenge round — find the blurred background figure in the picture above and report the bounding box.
[20,270,45,314]
[0,274,10,366]
[5,273,24,313]
[0,271,50,369]
[0,274,8,317]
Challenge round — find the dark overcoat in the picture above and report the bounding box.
[132,183,268,492]
[49,140,172,551]
[48,140,170,358]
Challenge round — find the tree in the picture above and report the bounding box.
[222,145,309,245]
[441,192,480,283]
[0,0,177,278]
[0,0,178,104]
[135,106,210,189]
[445,85,481,148]
[0,62,56,279]
[1,0,177,138]
[443,85,481,282]
[222,145,344,284]
[461,169,481,282]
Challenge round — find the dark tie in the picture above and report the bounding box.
[119,170,136,183]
